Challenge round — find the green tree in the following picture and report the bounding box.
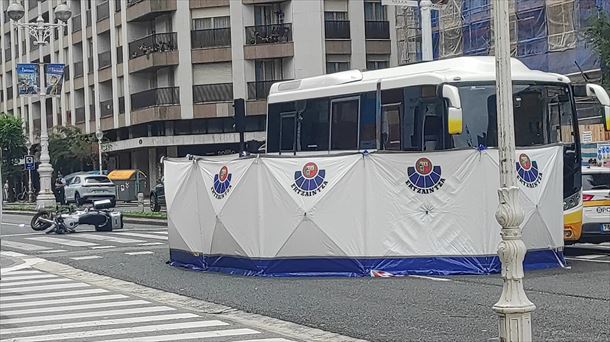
[48,126,111,176]
[0,114,27,185]
[587,13,610,90]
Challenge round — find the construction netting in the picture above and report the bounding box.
[396,0,608,76]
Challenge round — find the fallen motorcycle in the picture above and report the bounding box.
[31,199,123,234]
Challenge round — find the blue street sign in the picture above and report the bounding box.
[24,155,35,171]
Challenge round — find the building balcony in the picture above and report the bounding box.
[193,83,233,104]
[365,20,390,39]
[190,0,229,9]
[126,0,177,22]
[97,1,110,22]
[131,87,180,111]
[129,32,177,59]
[242,0,285,4]
[245,23,292,45]
[325,20,350,39]
[191,28,231,49]
[247,80,285,100]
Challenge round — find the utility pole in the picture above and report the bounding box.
[491,0,535,341]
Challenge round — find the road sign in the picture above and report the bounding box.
[598,144,610,162]
[24,155,35,171]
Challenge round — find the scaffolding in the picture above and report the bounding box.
[396,0,607,75]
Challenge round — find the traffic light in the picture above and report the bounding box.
[233,98,246,133]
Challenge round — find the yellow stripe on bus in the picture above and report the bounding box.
[584,199,610,207]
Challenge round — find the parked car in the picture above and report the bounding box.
[581,166,610,243]
[64,173,117,207]
[150,177,165,212]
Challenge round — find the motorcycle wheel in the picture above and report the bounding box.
[31,212,53,231]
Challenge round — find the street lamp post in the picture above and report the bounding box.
[419,0,433,61]
[7,0,71,210]
[96,131,103,175]
[491,1,535,341]
[25,139,33,202]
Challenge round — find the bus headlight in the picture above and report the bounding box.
[563,192,580,211]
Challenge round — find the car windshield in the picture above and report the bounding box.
[453,83,575,148]
[583,173,610,190]
[86,176,112,184]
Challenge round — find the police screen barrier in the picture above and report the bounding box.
[165,146,564,277]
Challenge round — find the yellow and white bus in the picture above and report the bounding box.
[266,56,610,241]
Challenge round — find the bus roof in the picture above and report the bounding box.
[268,56,570,104]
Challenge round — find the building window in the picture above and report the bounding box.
[324,11,348,21]
[364,0,387,21]
[255,59,283,81]
[192,16,230,30]
[326,61,350,74]
[255,4,283,25]
[366,55,389,70]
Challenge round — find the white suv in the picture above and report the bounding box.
[64,174,117,207]
[581,166,610,243]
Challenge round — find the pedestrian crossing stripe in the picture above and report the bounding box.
[101,328,261,342]
[114,232,168,240]
[0,294,128,309]
[0,288,109,302]
[0,306,176,325]
[1,299,150,316]
[76,233,146,244]
[0,282,90,293]
[26,236,99,247]
[0,277,72,287]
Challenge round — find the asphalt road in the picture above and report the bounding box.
[2,213,609,342]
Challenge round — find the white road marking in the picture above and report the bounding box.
[0,288,108,302]
[2,321,231,342]
[76,233,145,244]
[573,254,606,259]
[0,313,198,335]
[27,236,99,247]
[1,299,150,316]
[0,306,175,325]
[147,231,168,235]
[409,275,452,282]
[99,328,260,342]
[1,240,51,251]
[125,251,154,256]
[0,274,58,282]
[42,249,68,253]
[138,242,165,246]
[70,255,103,260]
[0,282,90,293]
[114,232,168,240]
[236,339,296,342]
[0,269,42,276]
[566,257,610,264]
[0,294,128,309]
[90,246,116,249]
[0,278,73,287]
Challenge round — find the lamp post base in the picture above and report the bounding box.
[494,311,534,342]
[36,191,56,211]
[36,160,55,211]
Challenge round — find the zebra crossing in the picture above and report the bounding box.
[1,230,170,258]
[0,268,298,342]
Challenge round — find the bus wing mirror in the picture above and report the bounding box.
[443,84,463,135]
[586,84,610,131]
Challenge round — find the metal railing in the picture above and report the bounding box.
[245,23,292,45]
[131,87,180,110]
[75,107,85,123]
[72,15,82,32]
[128,32,177,59]
[191,28,231,49]
[247,80,284,100]
[127,0,145,7]
[117,46,123,64]
[74,61,84,78]
[364,20,390,39]
[98,51,111,69]
[97,1,110,22]
[193,83,233,103]
[325,20,350,39]
[100,99,113,118]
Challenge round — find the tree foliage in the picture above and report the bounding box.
[0,114,27,183]
[587,13,610,90]
[48,126,110,176]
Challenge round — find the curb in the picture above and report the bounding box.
[2,210,167,227]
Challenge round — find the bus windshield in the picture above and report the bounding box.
[452,83,576,149]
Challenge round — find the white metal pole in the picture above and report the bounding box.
[491,0,535,341]
[35,0,55,210]
[98,139,103,174]
[420,0,433,61]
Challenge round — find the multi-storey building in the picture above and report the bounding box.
[0,0,399,191]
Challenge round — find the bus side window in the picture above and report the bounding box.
[381,105,401,150]
[421,103,443,151]
[280,112,296,153]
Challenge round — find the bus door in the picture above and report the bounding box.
[279,112,296,154]
[381,104,401,150]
